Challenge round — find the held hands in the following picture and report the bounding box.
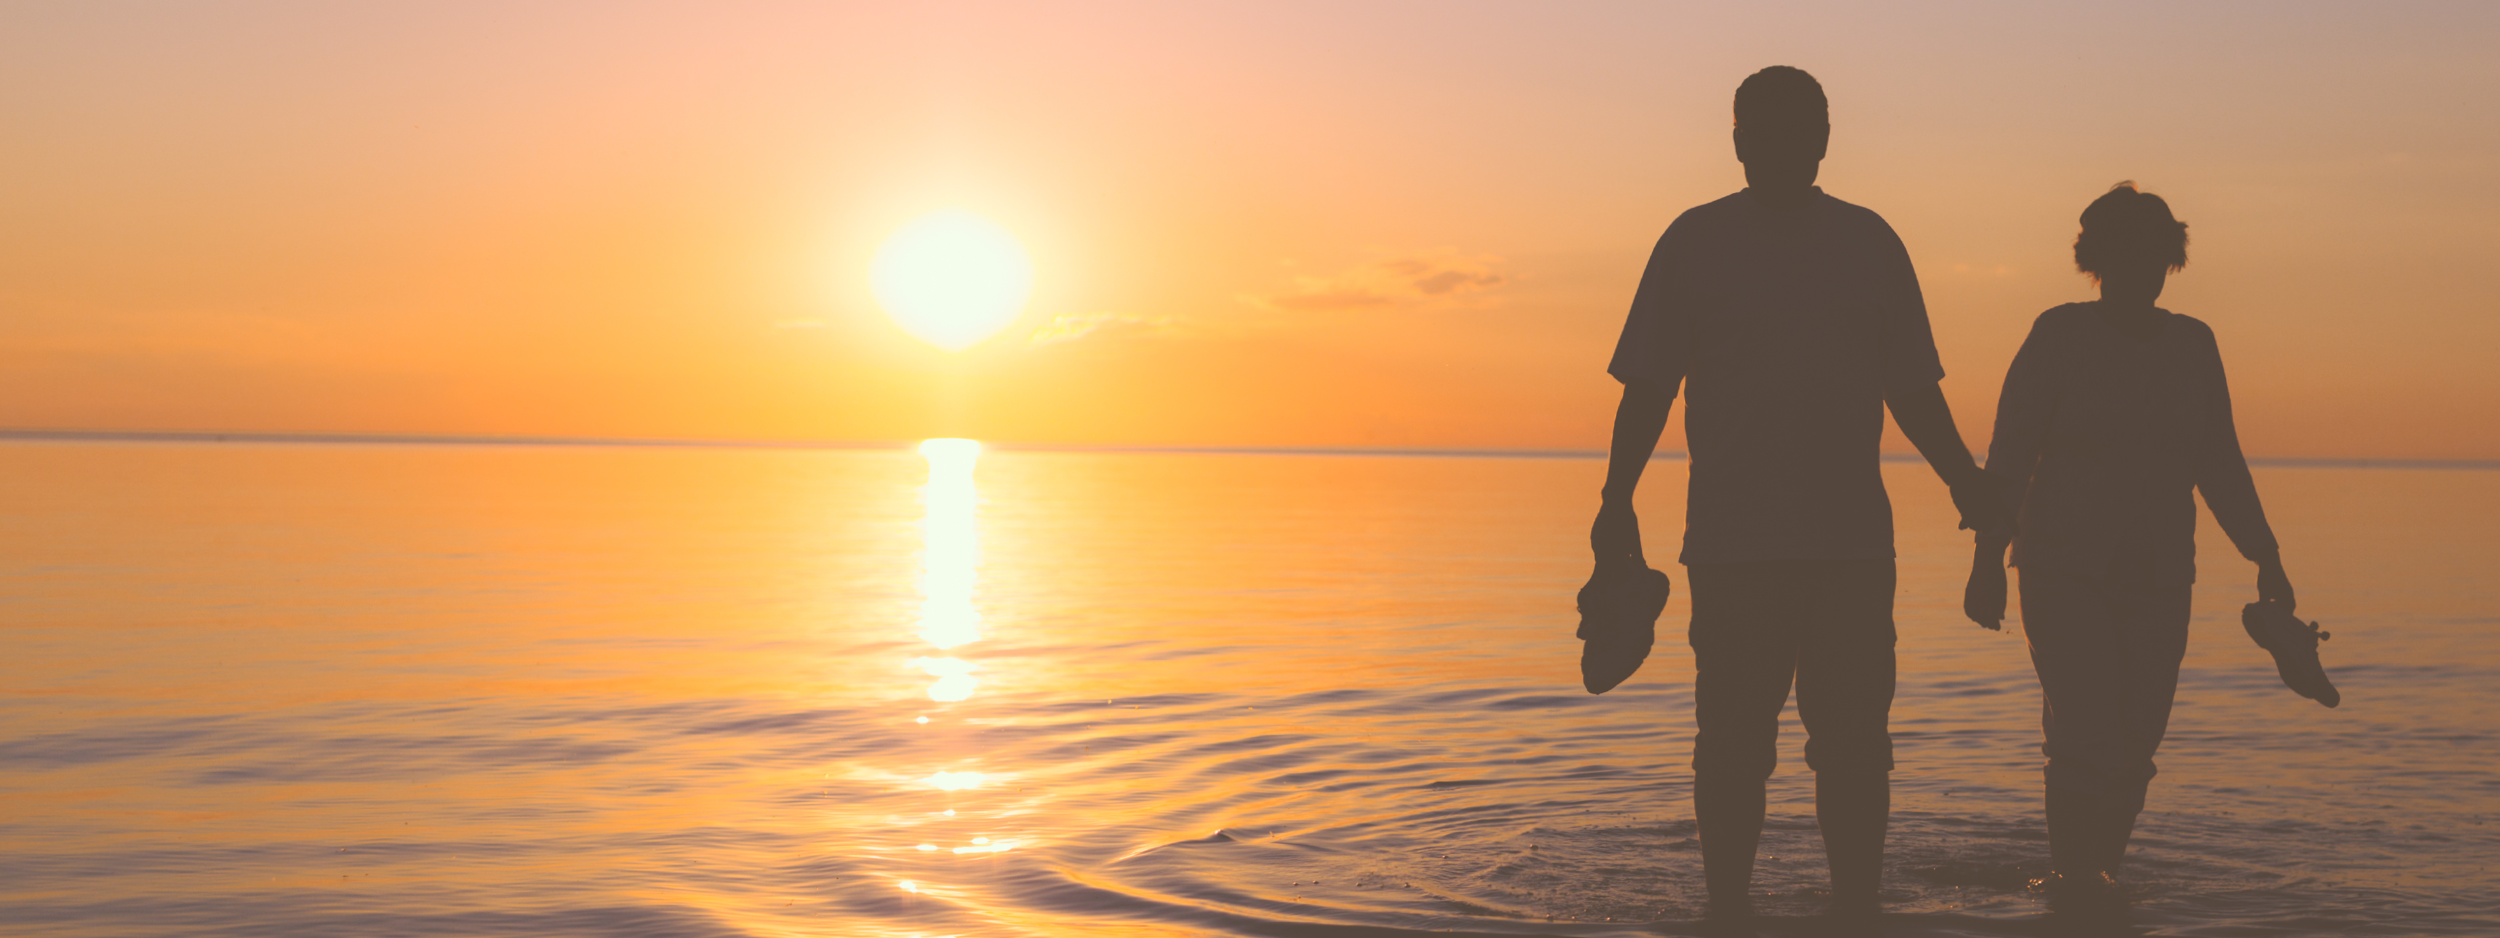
[1950,465,2015,631]
[1947,469,2015,541]
[1963,546,2007,631]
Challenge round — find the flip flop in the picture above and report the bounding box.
[1577,564,1670,695]
[2241,601,2340,708]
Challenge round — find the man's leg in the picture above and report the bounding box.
[1687,562,1802,914]
[1813,772,1889,902]
[1795,558,1898,907]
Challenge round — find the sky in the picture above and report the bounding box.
[3,1,2496,460]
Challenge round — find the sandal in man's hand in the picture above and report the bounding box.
[1577,562,1671,695]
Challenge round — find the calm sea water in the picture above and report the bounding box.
[1,441,2493,937]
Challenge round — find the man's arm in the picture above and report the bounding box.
[1592,378,1676,568]
[1885,381,2009,536]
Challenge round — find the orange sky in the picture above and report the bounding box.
[3,3,2495,459]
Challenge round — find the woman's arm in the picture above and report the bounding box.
[1965,313,2059,628]
[2190,326,2295,608]
[1984,316,2060,530]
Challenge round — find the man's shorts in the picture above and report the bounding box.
[1686,557,1897,779]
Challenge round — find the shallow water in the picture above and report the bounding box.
[0,441,2493,937]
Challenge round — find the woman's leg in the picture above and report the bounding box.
[2020,565,2193,879]
[2095,572,2192,874]
[2017,568,2130,878]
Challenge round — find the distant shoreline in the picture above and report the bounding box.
[1,427,2492,471]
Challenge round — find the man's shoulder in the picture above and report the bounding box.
[1815,192,1904,240]
[1662,191,1754,235]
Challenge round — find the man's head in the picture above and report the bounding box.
[1733,66,1829,193]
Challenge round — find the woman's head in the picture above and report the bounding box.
[2074,182,2188,284]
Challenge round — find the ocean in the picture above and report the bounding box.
[1,440,2492,937]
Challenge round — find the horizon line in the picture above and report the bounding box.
[1,427,2492,472]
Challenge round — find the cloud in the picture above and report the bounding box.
[1027,311,1175,346]
[1247,251,1506,312]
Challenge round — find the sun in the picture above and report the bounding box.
[871,210,1033,351]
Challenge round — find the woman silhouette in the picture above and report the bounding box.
[1964,183,2312,911]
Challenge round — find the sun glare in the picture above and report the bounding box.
[871,211,1033,351]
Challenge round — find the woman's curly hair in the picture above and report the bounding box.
[2074,182,2188,280]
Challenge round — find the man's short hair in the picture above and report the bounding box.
[1734,66,1827,129]
[2074,182,2189,278]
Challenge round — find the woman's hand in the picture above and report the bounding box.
[1964,549,2007,630]
[2256,553,2296,612]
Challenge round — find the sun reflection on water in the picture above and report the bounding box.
[915,438,983,652]
[900,439,1013,890]
[923,771,988,791]
[910,656,978,702]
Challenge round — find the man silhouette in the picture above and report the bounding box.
[1591,66,2005,922]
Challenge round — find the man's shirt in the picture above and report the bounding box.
[1608,188,1944,565]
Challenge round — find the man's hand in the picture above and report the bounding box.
[1884,381,2010,537]
[1591,501,1644,571]
[2256,554,2296,612]
[1594,380,1672,575]
[1947,470,2014,539]
[1964,549,2007,630]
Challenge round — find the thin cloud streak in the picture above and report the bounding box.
[1244,251,1507,312]
[1028,311,1176,346]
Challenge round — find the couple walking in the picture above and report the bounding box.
[1588,66,2326,924]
